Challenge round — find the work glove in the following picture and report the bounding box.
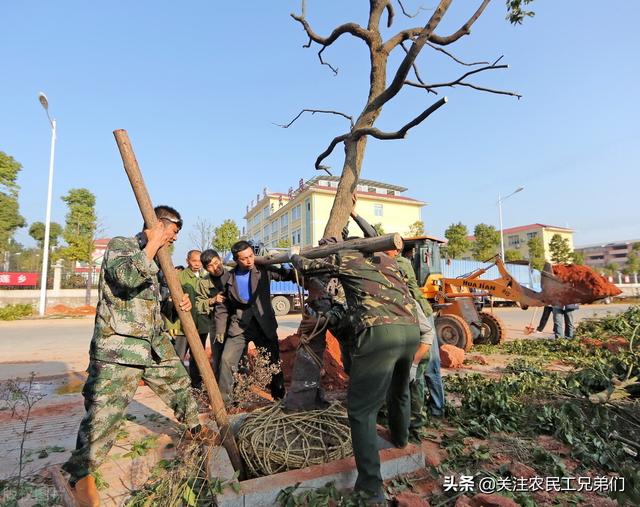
[318,236,340,246]
[409,363,419,383]
[215,334,225,344]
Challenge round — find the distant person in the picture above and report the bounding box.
[552,304,579,339]
[196,249,229,379]
[535,305,553,334]
[179,250,211,391]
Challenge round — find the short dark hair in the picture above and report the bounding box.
[175,265,185,271]
[201,249,220,268]
[154,205,183,231]
[231,240,252,261]
[187,249,201,260]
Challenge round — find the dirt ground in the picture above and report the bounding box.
[0,304,634,506]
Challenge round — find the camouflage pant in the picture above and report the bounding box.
[62,357,199,482]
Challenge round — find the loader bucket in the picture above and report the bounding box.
[536,263,604,306]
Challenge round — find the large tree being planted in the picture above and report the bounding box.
[279,0,535,412]
[285,0,533,237]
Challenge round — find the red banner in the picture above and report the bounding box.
[0,272,39,286]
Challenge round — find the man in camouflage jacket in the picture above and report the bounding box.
[292,248,420,503]
[62,206,203,507]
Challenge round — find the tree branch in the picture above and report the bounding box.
[400,41,436,93]
[291,14,373,47]
[404,60,522,98]
[428,0,490,46]
[385,1,395,27]
[375,0,453,110]
[314,97,447,171]
[425,41,489,66]
[275,109,355,129]
[397,0,431,18]
[383,0,490,53]
[314,133,350,172]
[351,97,448,140]
[318,46,338,75]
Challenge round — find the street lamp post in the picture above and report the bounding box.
[498,186,524,260]
[38,92,57,316]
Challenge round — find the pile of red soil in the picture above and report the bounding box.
[552,264,622,300]
[439,344,465,368]
[278,331,348,391]
[46,304,96,316]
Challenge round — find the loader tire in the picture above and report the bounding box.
[475,312,506,345]
[435,314,473,351]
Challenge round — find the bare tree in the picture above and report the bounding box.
[285,0,533,237]
[189,217,216,251]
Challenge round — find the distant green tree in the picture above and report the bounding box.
[570,250,585,265]
[28,221,63,250]
[548,234,572,263]
[405,220,425,237]
[471,223,500,261]
[526,236,546,270]
[59,189,98,303]
[213,219,240,255]
[442,222,470,259]
[602,262,619,277]
[0,151,26,252]
[372,223,385,235]
[275,238,291,248]
[623,243,640,275]
[504,249,523,262]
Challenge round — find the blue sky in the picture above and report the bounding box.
[1,1,638,263]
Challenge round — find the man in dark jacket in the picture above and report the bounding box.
[214,240,295,404]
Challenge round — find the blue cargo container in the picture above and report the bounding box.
[270,280,307,315]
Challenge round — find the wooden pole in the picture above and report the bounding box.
[254,233,403,266]
[113,129,244,476]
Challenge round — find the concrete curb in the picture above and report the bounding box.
[213,442,426,507]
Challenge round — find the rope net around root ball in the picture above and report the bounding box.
[237,401,353,477]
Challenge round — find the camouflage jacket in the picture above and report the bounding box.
[294,250,417,334]
[179,268,210,334]
[90,236,175,366]
[396,255,433,317]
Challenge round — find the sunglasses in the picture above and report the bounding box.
[160,217,183,231]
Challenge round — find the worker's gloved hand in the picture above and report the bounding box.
[318,236,340,246]
[215,334,225,344]
[409,363,419,383]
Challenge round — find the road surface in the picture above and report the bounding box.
[0,304,630,380]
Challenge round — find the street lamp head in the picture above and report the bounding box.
[515,186,525,193]
[38,92,49,110]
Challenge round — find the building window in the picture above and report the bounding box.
[526,232,538,240]
[508,235,521,248]
[281,213,289,227]
[271,222,278,234]
[263,226,269,242]
[292,204,301,220]
[374,204,383,217]
[292,229,301,245]
[263,206,269,220]
[386,189,395,196]
[367,186,377,193]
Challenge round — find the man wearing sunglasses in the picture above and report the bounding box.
[62,205,209,507]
